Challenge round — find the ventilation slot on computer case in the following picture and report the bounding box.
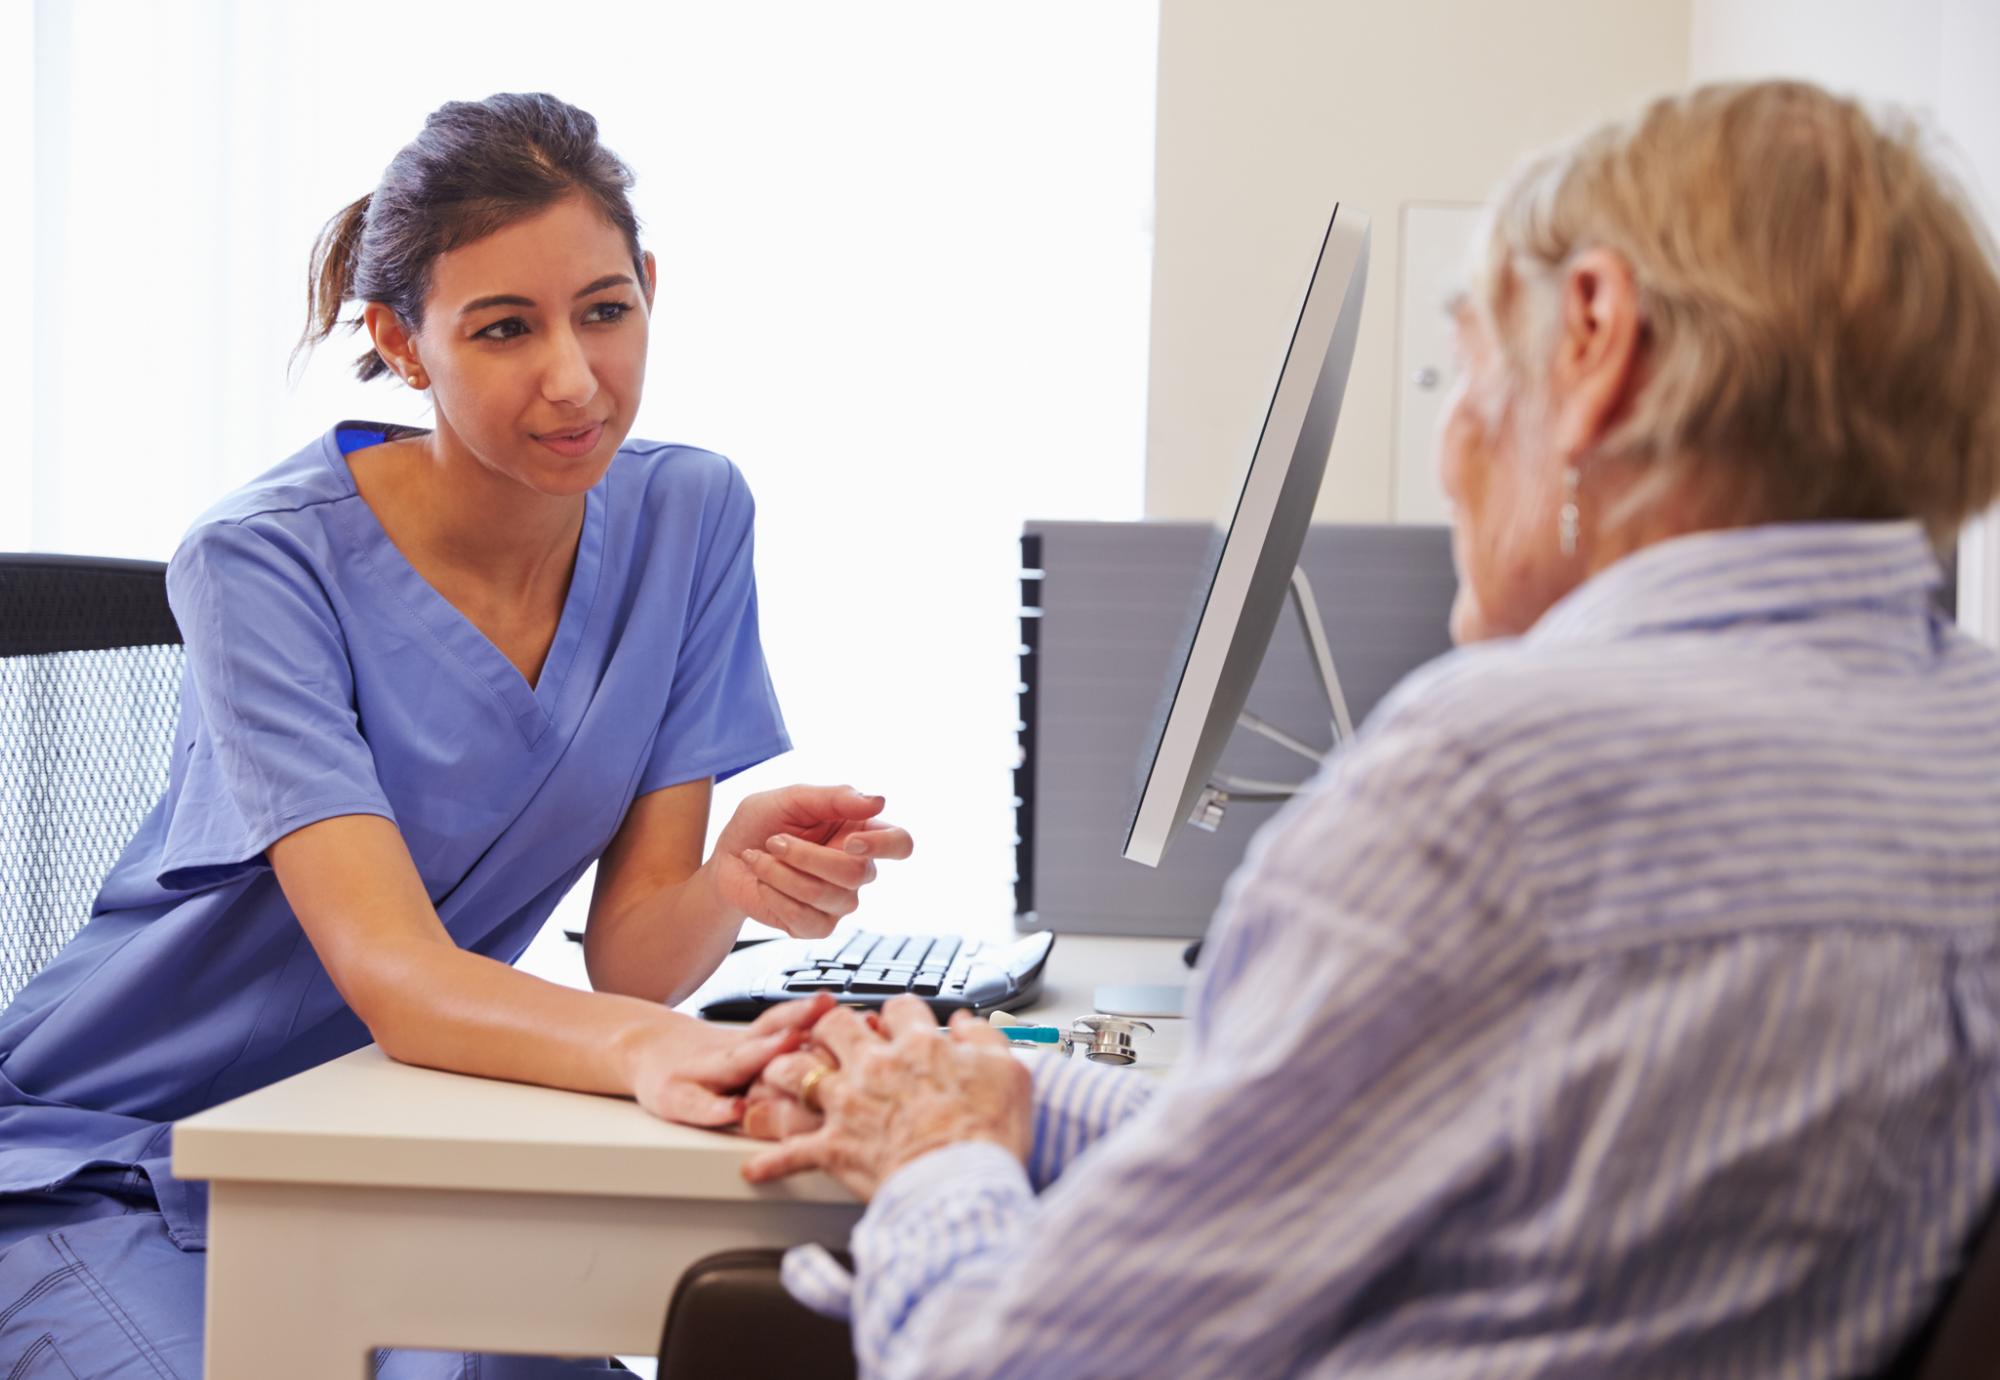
[1012,532,1042,922]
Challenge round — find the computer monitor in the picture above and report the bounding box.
[1123,203,1371,868]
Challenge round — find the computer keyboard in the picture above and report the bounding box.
[697,929,1056,1021]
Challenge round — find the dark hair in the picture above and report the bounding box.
[296,92,645,382]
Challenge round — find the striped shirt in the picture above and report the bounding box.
[784,521,2000,1379]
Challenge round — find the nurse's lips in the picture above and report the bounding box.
[532,421,604,458]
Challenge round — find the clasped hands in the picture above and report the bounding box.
[739,995,1033,1199]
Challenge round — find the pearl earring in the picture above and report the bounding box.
[1558,466,1581,557]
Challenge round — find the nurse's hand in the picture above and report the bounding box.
[628,995,836,1125]
[710,785,915,938]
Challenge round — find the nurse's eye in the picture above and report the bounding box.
[473,317,528,342]
[585,300,634,325]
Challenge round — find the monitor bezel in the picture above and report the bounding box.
[1122,204,1371,867]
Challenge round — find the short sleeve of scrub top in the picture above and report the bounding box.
[636,460,785,795]
[156,519,398,892]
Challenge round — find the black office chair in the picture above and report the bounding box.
[657,1249,856,1380]
[1882,1198,2000,1380]
[658,1204,2000,1380]
[0,554,183,1009]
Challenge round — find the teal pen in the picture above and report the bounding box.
[995,1024,1066,1045]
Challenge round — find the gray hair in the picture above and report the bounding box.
[1474,80,2000,543]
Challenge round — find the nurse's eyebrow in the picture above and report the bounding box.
[458,274,636,316]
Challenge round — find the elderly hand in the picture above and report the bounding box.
[711,786,915,938]
[740,996,1033,1199]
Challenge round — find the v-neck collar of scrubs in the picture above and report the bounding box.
[320,422,607,748]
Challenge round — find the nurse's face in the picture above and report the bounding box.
[412,192,656,497]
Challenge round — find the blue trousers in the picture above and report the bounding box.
[0,1190,625,1378]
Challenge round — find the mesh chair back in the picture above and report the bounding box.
[0,555,183,1008]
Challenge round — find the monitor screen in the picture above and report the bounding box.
[1122,204,1371,867]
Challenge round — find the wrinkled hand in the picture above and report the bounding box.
[740,996,1033,1199]
[628,995,834,1126]
[710,785,915,938]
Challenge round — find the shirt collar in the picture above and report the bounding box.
[1528,521,1944,647]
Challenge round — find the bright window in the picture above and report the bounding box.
[12,3,1158,940]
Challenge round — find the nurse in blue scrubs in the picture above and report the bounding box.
[0,92,903,1376]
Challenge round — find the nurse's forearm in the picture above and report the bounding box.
[271,813,727,1102]
[583,859,745,1006]
[365,940,727,1100]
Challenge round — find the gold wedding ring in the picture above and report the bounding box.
[798,1063,835,1115]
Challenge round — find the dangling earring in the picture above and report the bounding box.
[1558,465,1581,558]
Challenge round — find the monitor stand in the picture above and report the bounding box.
[1095,566,1352,1018]
[1188,565,1353,831]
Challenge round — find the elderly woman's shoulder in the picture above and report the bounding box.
[1360,635,1664,765]
[1370,637,1561,724]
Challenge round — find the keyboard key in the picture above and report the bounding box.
[894,936,933,966]
[862,935,903,965]
[911,974,943,996]
[835,934,877,967]
[806,935,849,964]
[927,937,961,968]
[784,970,850,992]
[851,970,912,994]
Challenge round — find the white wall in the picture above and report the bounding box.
[1689,0,1944,107]
[1689,0,2000,643]
[1145,0,1693,525]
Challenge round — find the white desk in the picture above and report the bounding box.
[173,934,1191,1378]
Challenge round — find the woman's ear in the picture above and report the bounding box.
[361,302,421,382]
[1548,247,1643,463]
[641,250,658,310]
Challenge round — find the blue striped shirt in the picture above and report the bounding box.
[784,521,2000,1378]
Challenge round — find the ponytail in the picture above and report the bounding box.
[293,193,391,382]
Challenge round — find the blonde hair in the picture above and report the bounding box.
[1476,80,2000,541]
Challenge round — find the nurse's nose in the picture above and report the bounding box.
[541,327,598,408]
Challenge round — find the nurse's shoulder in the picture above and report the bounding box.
[607,439,753,521]
[181,429,354,539]
[601,439,758,563]
[166,428,356,631]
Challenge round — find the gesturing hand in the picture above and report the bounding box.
[711,785,915,938]
[740,996,1033,1200]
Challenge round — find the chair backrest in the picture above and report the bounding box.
[1893,1196,2000,1380]
[0,554,183,1008]
[658,1248,857,1380]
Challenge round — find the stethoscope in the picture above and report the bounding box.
[991,1012,1155,1065]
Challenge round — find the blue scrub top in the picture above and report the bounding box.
[0,423,790,1249]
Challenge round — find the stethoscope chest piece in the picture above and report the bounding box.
[1070,1015,1154,1065]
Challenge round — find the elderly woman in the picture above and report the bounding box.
[737,80,2000,1378]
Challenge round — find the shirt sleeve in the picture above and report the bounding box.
[813,713,1547,1380]
[156,519,395,891]
[1024,1054,1158,1190]
[780,1055,1156,1321]
[637,462,790,794]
